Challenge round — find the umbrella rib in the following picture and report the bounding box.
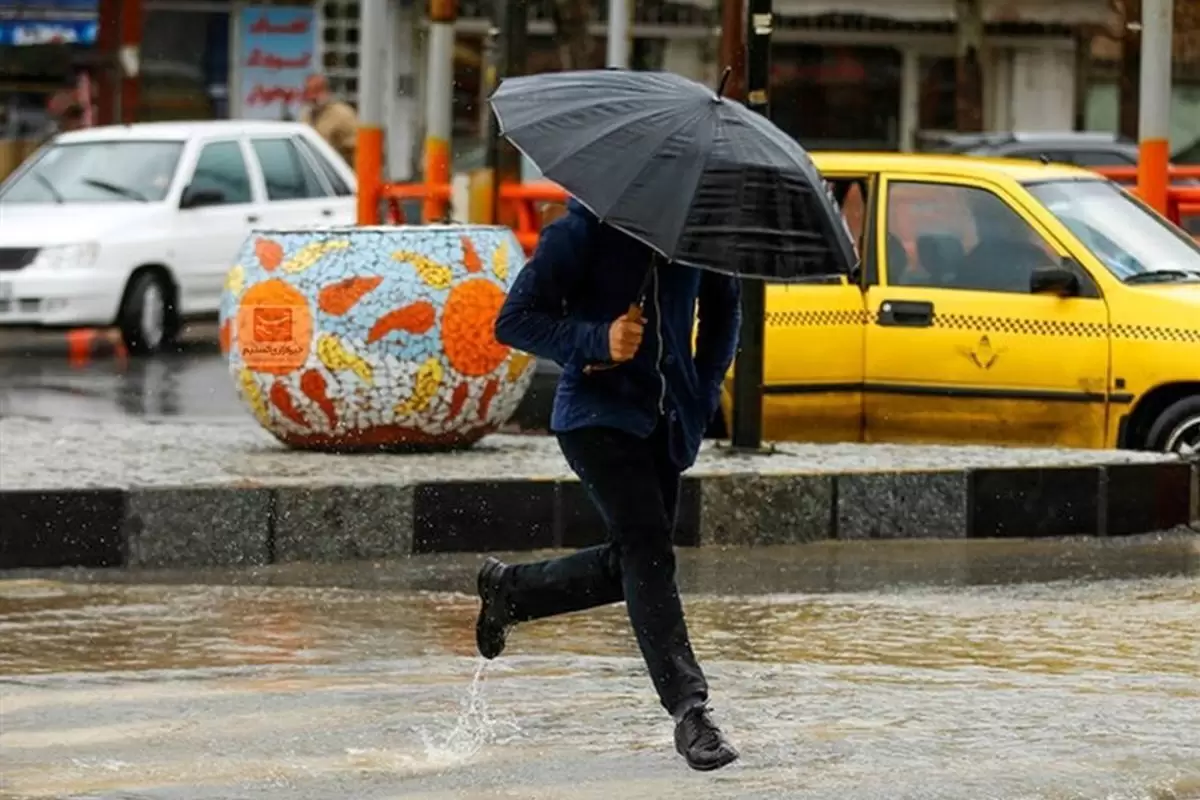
[492,95,683,139]
[658,103,717,253]
[509,104,687,179]
[584,101,714,221]
[489,91,691,140]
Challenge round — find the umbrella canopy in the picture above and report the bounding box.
[489,69,858,282]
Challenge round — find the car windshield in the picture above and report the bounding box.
[0,140,184,204]
[1026,179,1200,282]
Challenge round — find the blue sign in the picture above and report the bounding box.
[0,18,96,45]
[237,6,316,119]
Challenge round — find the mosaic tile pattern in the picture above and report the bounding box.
[217,225,536,451]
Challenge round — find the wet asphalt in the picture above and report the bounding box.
[0,325,555,427]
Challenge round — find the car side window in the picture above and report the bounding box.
[885,182,1058,294]
[1069,149,1136,167]
[188,141,252,205]
[251,138,329,201]
[296,136,353,197]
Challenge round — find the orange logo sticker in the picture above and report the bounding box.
[237,279,313,374]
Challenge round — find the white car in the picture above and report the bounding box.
[0,120,357,353]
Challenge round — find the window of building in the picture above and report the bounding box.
[772,45,902,150]
[140,9,227,121]
[917,56,957,134]
[188,140,252,204]
[252,137,327,200]
[885,182,1058,293]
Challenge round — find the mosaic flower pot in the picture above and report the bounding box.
[217,225,536,451]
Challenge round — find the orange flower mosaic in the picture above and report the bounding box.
[218,227,536,451]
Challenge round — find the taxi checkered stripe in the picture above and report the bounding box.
[765,307,1200,343]
[765,309,869,327]
[931,313,1108,338]
[932,314,1200,343]
[1111,324,1200,343]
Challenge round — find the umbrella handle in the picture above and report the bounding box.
[583,303,644,374]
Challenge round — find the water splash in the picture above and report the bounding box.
[415,658,523,766]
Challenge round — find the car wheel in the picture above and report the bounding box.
[1145,396,1200,457]
[118,270,178,356]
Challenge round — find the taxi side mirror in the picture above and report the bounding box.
[1030,262,1081,297]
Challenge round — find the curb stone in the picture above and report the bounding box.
[1,461,1195,570]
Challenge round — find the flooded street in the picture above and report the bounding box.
[2,539,1199,799]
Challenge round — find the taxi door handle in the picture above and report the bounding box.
[877,300,934,328]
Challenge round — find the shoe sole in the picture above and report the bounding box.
[685,750,740,772]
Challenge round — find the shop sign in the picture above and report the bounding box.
[0,19,96,46]
[237,6,316,120]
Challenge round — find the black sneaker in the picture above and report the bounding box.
[674,705,740,772]
[475,557,513,659]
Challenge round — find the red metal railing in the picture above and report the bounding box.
[1091,166,1200,233]
[377,180,569,255]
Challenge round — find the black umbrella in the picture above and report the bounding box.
[488,68,858,282]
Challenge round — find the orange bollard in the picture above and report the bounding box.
[356,126,384,225]
[66,328,96,365]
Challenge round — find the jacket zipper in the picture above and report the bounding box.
[652,265,666,416]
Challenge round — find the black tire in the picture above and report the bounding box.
[1144,395,1200,456]
[117,270,178,356]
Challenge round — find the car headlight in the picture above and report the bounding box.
[30,242,100,271]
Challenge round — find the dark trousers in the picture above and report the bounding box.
[504,421,708,716]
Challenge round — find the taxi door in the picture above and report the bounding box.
[752,174,872,442]
[862,173,1113,448]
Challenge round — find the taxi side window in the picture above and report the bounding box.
[885,182,1058,294]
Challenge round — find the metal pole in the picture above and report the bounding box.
[355,0,387,224]
[117,0,143,124]
[423,0,457,222]
[490,0,527,228]
[606,0,630,68]
[718,0,745,101]
[1137,0,1173,215]
[729,0,770,452]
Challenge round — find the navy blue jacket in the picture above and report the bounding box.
[494,200,741,470]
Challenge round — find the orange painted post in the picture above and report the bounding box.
[356,0,388,225]
[1136,0,1173,215]
[356,127,384,225]
[423,0,457,222]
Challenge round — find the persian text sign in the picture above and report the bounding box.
[237,6,315,120]
[0,20,97,46]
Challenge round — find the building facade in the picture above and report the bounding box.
[8,0,1199,186]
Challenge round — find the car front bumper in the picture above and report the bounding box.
[0,268,122,327]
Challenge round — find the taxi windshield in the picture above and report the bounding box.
[1026,179,1200,283]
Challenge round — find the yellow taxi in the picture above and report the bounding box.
[716,153,1200,455]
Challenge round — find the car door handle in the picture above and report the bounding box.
[877,300,934,327]
[246,214,260,224]
[321,208,333,217]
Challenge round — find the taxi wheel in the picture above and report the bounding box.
[1145,396,1200,457]
[118,270,179,356]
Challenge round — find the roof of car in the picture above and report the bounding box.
[812,151,1104,183]
[926,130,1131,147]
[55,120,309,143]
